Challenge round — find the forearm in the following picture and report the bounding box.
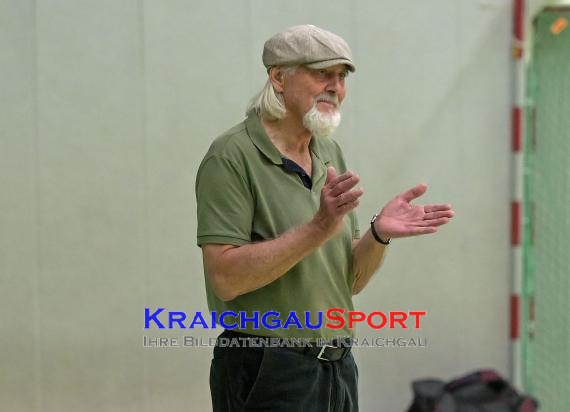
[205,219,332,301]
[351,229,388,294]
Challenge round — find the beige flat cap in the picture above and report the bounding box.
[262,24,355,72]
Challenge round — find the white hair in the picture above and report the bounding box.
[303,100,341,138]
[246,66,298,120]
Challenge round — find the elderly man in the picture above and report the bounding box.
[196,25,454,412]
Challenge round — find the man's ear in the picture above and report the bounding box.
[268,67,285,93]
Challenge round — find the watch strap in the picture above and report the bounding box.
[370,215,390,245]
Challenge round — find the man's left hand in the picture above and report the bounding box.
[375,183,454,239]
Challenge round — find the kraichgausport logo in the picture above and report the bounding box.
[144,308,426,330]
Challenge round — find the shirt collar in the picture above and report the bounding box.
[245,111,283,165]
[245,111,329,166]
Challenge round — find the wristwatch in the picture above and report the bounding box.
[370,213,391,245]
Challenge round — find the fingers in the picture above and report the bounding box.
[328,171,360,197]
[424,210,455,220]
[325,166,337,184]
[316,169,362,236]
[417,217,450,227]
[424,203,453,213]
[339,198,360,212]
[318,168,363,222]
[408,227,438,236]
[400,183,428,202]
[326,169,363,208]
[335,188,364,208]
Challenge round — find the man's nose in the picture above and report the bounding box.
[325,75,343,93]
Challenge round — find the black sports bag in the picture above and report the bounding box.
[407,369,538,412]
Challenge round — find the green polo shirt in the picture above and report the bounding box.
[195,111,360,339]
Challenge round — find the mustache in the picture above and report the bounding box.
[315,93,339,107]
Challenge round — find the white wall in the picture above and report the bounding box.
[1,1,540,410]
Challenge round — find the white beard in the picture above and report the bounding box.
[302,101,341,138]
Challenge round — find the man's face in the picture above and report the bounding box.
[281,64,348,122]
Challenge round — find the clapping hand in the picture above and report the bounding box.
[375,184,454,239]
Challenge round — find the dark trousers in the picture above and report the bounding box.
[210,331,359,412]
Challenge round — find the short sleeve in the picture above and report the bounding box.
[195,155,254,246]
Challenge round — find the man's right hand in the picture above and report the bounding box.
[312,166,364,237]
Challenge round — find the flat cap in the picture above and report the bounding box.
[262,25,355,72]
